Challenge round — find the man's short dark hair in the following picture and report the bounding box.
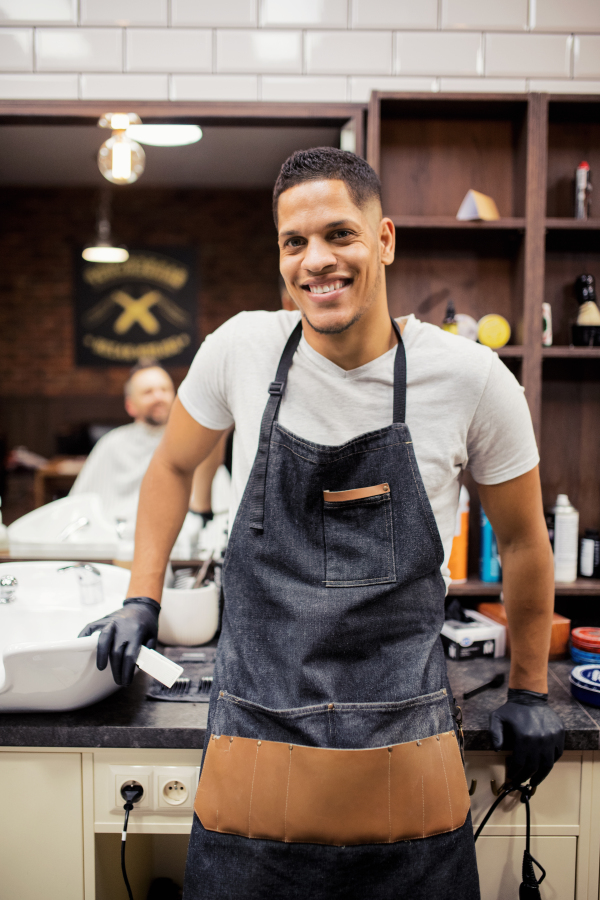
[124,358,170,397]
[272,148,382,227]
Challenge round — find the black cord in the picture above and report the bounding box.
[121,802,134,900]
[120,783,144,900]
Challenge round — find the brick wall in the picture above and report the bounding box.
[0,1,599,101]
[0,186,279,453]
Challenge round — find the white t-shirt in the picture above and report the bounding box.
[70,421,164,525]
[178,311,539,588]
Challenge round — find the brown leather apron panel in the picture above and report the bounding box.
[194,730,470,846]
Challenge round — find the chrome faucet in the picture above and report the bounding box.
[58,563,104,606]
[0,574,18,603]
[59,517,90,542]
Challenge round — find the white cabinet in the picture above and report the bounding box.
[0,751,85,900]
[1,747,600,900]
[476,836,577,900]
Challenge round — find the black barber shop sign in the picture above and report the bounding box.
[74,247,198,366]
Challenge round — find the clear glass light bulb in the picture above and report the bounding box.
[97,133,145,185]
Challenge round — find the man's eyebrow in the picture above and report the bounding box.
[279,219,357,237]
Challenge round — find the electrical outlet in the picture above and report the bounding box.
[155,767,199,810]
[110,766,153,811]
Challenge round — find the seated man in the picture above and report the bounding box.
[71,359,223,528]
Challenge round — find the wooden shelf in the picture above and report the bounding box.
[546,218,600,230]
[390,216,525,230]
[449,578,600,596]
[497,346,524,357]
[542,347,600,358]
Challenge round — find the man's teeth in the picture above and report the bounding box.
[308,281,345,294]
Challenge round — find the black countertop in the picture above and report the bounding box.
[1,657,599,751]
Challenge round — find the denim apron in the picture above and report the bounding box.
[183,320,480,900]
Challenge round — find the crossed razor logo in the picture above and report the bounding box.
[83,289,191,335]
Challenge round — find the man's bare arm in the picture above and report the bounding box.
[127,397,226,602]
[477,466,554,693]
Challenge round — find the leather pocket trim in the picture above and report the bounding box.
[195,730,470,846]
[323,483,390,503]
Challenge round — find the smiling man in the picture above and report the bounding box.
[81,149,564,899]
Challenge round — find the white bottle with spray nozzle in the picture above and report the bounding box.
[553,494,579,583]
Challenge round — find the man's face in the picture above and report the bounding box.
[125,367,175,427]
[277,179,394,335]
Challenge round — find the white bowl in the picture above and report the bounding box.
[158,582,219,646]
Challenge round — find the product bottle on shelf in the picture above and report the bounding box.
[448,485,469,583]
[542,302,553,346]
[574,161,592,220]
[553,494,579,583]
[580,529,600,579]
[441,299,458,334]
[480,507,501,583]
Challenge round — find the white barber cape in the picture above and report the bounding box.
[70,421,163,527]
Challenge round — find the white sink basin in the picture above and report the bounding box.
[0,561,130,712]
[8,493,118,560]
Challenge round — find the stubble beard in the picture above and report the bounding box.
[301,267,382,336]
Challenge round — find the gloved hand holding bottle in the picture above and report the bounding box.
[78,596,160,687]
[490,688,565,788]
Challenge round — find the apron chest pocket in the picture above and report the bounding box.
[322,483,396,587]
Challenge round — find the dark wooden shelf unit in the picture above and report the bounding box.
[546,218,600,230]
[391,216,526,230]
[448,578,600,597]
[368,91,600,588]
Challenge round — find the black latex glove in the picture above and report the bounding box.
[78,597,160,687]
[490,688,565,788]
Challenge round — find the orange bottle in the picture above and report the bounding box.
[449,486,469,583]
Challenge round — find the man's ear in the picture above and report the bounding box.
[124,397,136,419]
[380,217,395,266]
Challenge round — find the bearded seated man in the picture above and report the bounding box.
[70,360,223,531]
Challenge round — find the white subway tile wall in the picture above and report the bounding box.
[261,75,347,101]
[126,28,212,72]
[439,77,527,92]
[0,29,33,71]
[441,0,528,32]
[0,73,78,98]
[532,0,600,33]
[574,35,600,78]
[171,74,258,101]
[260,0,348,29]
[35,28,123,72]
[0,0,76,25]
[395,31,483,76]
[80,74,169,100]
[0,0,595,100]
[306,30,392,75]
[217,29,302,73]
[351,0,438,30]
[80,0,168,27]
[485,33,572,78]
[170,0,257,27]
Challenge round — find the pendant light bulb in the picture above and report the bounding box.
[97,112,145,185]
[82,191,129,263]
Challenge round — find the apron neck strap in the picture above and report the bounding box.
[248,317,406,533]
[391,317,407,425]
[248,321,302,532]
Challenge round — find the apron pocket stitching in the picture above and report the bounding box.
[438,735,453,831]
[284,744,293,843]
[323,577,397,587]
[248,741,260,838]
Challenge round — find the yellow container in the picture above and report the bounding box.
[478,314,511,349]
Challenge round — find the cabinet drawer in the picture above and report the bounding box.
[476,835,576,900]
[466,752,581,834]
